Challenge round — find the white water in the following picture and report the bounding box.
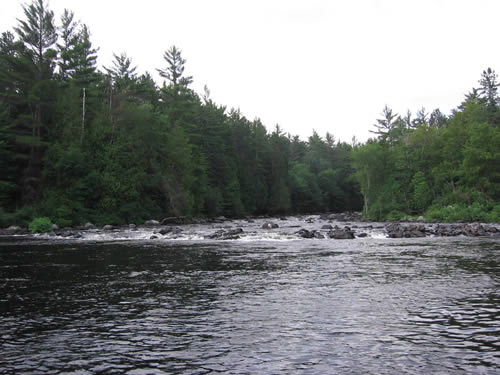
[38,216,390,242]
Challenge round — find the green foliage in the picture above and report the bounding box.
[29,216,53,233]
[352,69,500,222]
[425,203,488,223]
[2,2,497,226]
[289,162,322,212]
[411,171,432,212]
[485,204,500,222]
[385,210,408,221]
[462,123,500,199]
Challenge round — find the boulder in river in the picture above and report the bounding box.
[209,216,228,224]
[314,231,325,239]
[386,223,426,238]
[295,228,326,239]
[321,212,363,222]
[262,222,279,229]
[295,228,315,238]
[430,223,499,237]
[145,220,160,226]
[102,225,114,231]
[6,225,23,233]
[159,227,183,236]
[486,226,498,233]
[207,227,243,240]
[160,216,186,225]
[328,227,355,239]
[84,222,96,230]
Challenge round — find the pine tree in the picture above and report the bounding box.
[478,67,499,110]
[370,105,398,142]
[13,0,58,202]
[70,25,98,87]
[57,9,79,80]
[157,46,193,88]
[105,52,137,91]
[14,0,57,82]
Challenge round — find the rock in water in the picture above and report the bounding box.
[84,222,96,230]
[386,223,426,238]
[296,229,314,238]
[159,227,183,236]
[206,227,243,240]
[262,222,279,229]
[6,225,22,233]
[313,231,325,239]
[160,217,186,225]
[328,227,355,239]
[295,228,325,239]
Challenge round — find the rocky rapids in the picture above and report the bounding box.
[1,213,499,242]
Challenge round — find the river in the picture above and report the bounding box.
[0,217,499,374]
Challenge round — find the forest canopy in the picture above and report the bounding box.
[0,0,498,227]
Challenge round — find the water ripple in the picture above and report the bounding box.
[0,236,498,374]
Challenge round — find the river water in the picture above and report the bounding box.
[0,218,499,374]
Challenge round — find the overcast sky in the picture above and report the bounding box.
[2,0,499,142]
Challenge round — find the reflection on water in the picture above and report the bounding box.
[0,237,499,374]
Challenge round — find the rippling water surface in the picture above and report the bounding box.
[0,235,499,374]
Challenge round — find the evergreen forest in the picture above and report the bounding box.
[1,0,499,228]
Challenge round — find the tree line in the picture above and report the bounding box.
[1,1,499,227]
[352,68,500,222]
[0,0,362,227]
